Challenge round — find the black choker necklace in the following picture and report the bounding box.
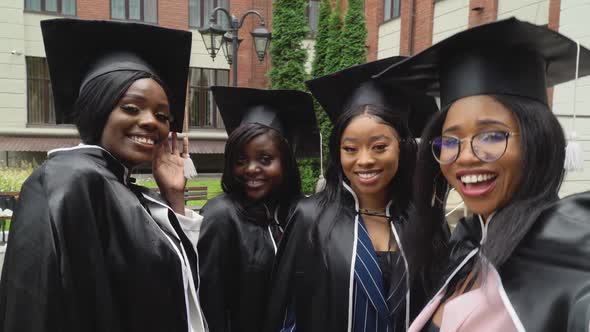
[359,208,388,218]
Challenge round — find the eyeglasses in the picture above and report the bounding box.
[430,130,519,164]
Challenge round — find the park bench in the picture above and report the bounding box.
[154,186,208,212]
[183,186,208,211]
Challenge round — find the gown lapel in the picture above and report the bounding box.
[355,216,390,319]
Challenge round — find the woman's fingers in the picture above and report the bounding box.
[171,132,178,155]
[182,136,189,158]
[160,132,171,154]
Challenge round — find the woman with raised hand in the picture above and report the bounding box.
[376,18,590,331]
[197,87,320,332]
[265,57,438,332]
[0,19,207,332]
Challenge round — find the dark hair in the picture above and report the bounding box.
[221,123,302,219]
[318,103,418,218]
[74,70,168,144]
[406,94,565,297]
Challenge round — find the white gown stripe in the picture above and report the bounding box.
[348,214,359,332]
[268,225,278,254]
[387,206,410,331]
[493,266,526,332]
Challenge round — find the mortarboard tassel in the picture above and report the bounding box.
[565,132,584,172]
[315,132,326,193]
[182,80,198,180]
[183,136,198,180]
[564,42,584,172]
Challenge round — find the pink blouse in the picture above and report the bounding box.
[409,263,524,332]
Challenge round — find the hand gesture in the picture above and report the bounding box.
[153,132,187,214]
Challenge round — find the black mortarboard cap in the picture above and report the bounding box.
[306,56,439,137]
[211,86,320,159]
[374,17,590,110]
[41,18,192,132]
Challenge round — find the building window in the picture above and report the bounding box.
[26,57,56,125]
[189,0,229,28]
[384,0,401,21]
[24,0,76,16]
[111,0,158,24]
[188,68,229,129]
[307,0,320,36]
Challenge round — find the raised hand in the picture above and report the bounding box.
[153,132,187,214]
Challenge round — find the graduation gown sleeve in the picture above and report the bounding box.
[197,197,238,332]
[0,161,119,332]
[263,197,317,332]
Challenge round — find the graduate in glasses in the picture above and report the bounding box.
[264,57,438,332]
[197,87,319,332]
[376,18,590,331]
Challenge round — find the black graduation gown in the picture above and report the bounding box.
[0,146,204,332]
[265,183,421,332]
[445,191,590,331]
[197,194,289,332]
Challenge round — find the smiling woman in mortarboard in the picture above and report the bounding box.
[264,57,438,332]
[196,87,320,332]
[375,18,590,332]
[0,19,208,332]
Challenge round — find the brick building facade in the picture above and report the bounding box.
[0,0,275,171]
[1,0,589,192]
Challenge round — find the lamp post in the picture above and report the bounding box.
[199,8,272,87]
[221,32,242,65]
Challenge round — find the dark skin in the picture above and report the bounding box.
[100,78,188,214]
[340,114,401,252]
[432,95,523,326]
[233,133,284,202]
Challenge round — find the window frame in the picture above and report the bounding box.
[23,0,77,16]
[188,0,229,29]
[188,67,230,129]
[383,0,401,23]
[110,0,158,24]
[26,56,57,126]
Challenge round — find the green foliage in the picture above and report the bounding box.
[309,0,335,175]
[268,0,309,91]
[136,177,223,207]
[268,0,319,193]
[340,0,367,68]
[0,164,35,192]
[311,0,332,79]
[298,158,319,195]
[323,1,344,75]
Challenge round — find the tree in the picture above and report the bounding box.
[311,0,332,79]
[310,0,333,178]
[268,0,317,193]
[323,1,344,75]
[340,0,367,68]
[268,0,308,91]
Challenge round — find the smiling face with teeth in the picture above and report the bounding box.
[100,78,170,167]
[440,95,523,219]
[233,132,284,202]
[340,114,401,207]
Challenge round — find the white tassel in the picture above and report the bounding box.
[565,132,584,171]
[315,132,326,193]
[315,174,326,193]
[564,42,585,172]
[184,157,198,180]
[182,136,198,180]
